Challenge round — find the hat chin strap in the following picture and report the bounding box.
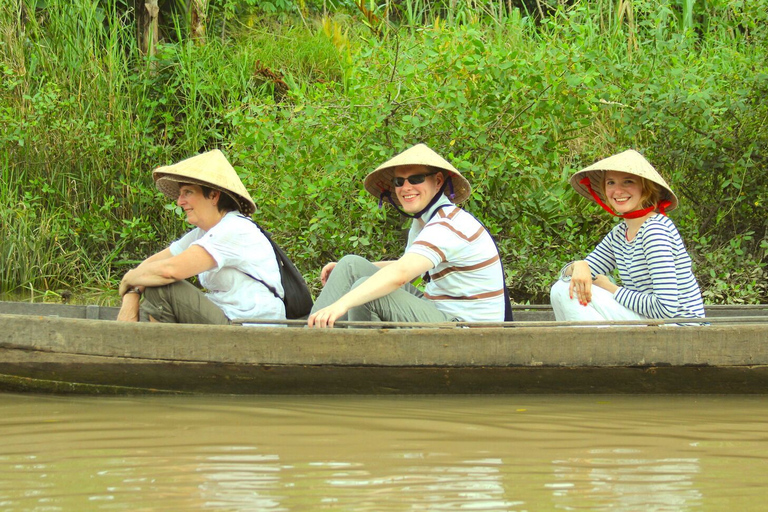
[579,177,671,219]
[378,178,454,218]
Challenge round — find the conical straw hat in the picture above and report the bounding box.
[364,143,472,206]
[153,149,256,215]
[570,149,678,212]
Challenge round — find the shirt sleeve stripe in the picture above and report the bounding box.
[430,222,485,243]
[412,241,447,262]
[430,255,501,280]
[424,289,505,301]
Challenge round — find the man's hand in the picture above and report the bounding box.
[320,262,337,286]
[307,302,349,328]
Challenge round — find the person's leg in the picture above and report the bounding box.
[347,276,454,323]
[311,255,382,319]
[141,280,229,324]
[550,279,645,322]
[590,286,646,321]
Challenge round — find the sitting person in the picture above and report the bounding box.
[117,149,285,324]
[550,149,705,322]
[308,143,508,328]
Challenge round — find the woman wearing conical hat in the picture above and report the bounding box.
[308,143,511,328]
[116,149,286,323]
[550,149,705,322]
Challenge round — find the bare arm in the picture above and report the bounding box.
[119,245,216,296]
[309,253,434,328]
[136,247,173,268]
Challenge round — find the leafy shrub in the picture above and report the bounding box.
[1,0,766,305]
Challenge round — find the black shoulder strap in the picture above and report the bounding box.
[483,226,514,322]
[238,216,281,299]
[239,215,314,319]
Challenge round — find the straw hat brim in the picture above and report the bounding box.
[364,143,471,206]
[152,149,256,215]
[570,149,678,212]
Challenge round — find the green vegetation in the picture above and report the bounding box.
[1,0,766,304]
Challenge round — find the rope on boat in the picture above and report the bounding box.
[230,315,768,328]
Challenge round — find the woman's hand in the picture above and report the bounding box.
[569,261,593,306]
[118,272,135,297]
[320,262,337,286]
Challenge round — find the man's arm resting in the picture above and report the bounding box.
[308,253,434,328]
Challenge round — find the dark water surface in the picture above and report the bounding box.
[0,394,766,511]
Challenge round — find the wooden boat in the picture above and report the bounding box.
[1,301,767,395]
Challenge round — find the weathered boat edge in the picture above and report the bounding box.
[2,361,768,395]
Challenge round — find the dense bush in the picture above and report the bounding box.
[1,0,766,304]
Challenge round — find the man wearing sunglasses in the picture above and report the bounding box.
[307,143,510,328]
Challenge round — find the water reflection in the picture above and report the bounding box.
[193,450,519,510]
[197,448,285,511]
[551,451,701,511]
[0,395,766,510]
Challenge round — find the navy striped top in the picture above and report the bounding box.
[585,215,705,319]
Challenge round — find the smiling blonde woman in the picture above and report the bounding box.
[550,149,705,322]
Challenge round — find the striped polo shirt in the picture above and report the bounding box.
[405,200,505,322]
[585,214,705,319]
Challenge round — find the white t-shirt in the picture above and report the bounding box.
[405,199,506,322]
[170,212,286,320]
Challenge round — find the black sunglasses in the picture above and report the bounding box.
[392,172,438,188]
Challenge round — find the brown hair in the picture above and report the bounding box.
[638,178,663,209]
[179,183,241,213]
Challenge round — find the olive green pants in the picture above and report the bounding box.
[141,280,229,325]
[311,254,454,323]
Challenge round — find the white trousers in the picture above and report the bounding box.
[550,279,646,322]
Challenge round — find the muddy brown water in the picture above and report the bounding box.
[1,394,766,511]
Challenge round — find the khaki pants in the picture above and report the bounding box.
[141,280,229,325]
[311,254,454,323]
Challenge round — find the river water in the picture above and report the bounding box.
[1,393,766,511]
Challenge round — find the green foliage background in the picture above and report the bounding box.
[1,0,766,304]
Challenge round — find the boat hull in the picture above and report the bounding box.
[2,308,767,395]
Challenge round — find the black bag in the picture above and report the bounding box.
[243,218,314,319]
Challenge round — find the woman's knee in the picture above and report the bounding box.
[550,279,570,305]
